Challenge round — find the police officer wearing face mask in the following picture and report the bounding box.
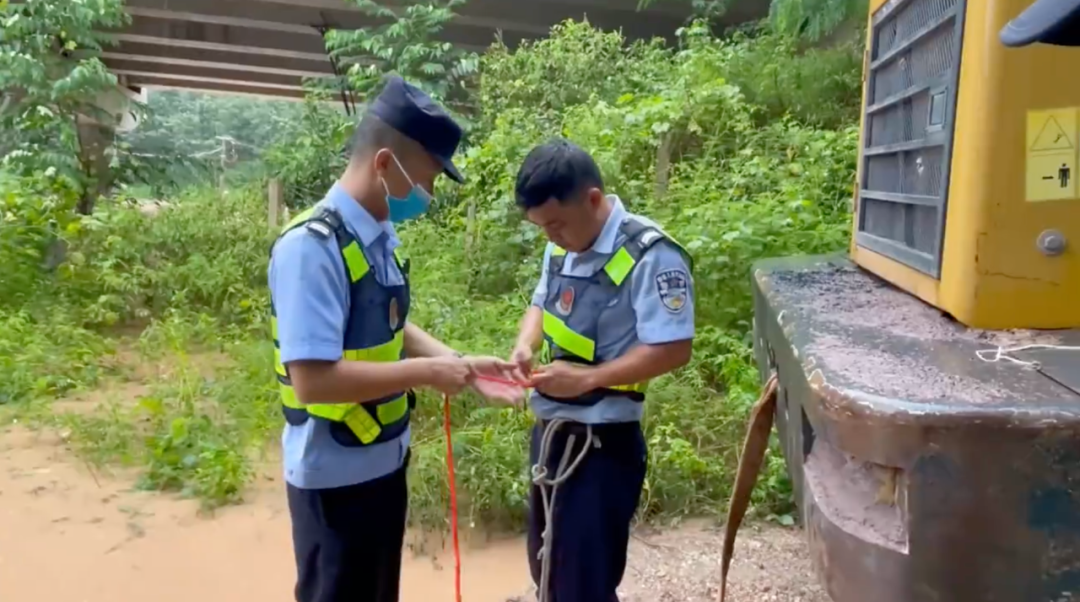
[509,138,695,602]
[268,76,518,602]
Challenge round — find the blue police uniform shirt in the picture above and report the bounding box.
[268,183,411,489]
[529,195,695,424]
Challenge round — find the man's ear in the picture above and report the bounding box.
[372,148,393,176]
[587,187,605,209]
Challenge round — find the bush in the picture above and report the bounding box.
[56,185,276,330]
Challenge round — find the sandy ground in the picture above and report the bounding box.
[0,425,827,602]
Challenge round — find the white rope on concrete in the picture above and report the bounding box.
[976,344,1080,369]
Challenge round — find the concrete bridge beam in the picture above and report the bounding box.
[104,0,771,99]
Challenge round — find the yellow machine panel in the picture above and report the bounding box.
[851,0,1080,330]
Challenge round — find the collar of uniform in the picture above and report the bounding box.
[583,195,627,256]
[324,183,400,249]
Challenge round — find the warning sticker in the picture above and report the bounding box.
[1026,108,1079,202]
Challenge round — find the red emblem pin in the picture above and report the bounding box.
[556,286,575,316]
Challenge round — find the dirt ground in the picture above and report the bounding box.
[0,425,827,602]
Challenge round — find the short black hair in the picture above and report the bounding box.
[514,138,604,209]
[348,113,411,159]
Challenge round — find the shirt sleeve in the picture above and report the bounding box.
[269,228,349,364]
[630,241,695,345]
[530,243,554,308]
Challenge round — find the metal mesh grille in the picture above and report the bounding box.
[870,26,955,104]
[856,0,965,277]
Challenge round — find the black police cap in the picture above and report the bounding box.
[369,75,464,183]
[1001,0,1080,47]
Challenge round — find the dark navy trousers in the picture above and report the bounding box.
[527,421,648,602]
[287,451,409,602]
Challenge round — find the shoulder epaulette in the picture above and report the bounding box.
[618,216,694,272]
[619,217,666,256]
[303,207,343,240]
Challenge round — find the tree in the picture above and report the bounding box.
[768,0,867,41]
[636,0,869,41]
[261,90,352,208]
[321,0,480,106]
[0,0,131,213]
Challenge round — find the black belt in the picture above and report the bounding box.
[536,418,639,437]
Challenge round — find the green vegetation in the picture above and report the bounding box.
[323,0,480,105]
[0,0,863,531]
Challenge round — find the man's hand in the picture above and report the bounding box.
[421,356,476,395]
[509,344,534,382]
[466,355,517,376]
[530,361,596,399]
[465,355,526,406]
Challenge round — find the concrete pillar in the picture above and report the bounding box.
[75,120,114,214]
[75,85,145,214]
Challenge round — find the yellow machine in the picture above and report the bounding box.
[725,1,1080,601]
[852,0,1080,331]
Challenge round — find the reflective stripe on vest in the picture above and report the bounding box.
[541,306,649,397]
[270,205,411,446]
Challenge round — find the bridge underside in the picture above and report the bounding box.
[106,0,769,100]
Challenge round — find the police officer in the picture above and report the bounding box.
[509,139,695,602]
[269,76,518,602]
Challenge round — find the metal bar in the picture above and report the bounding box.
[125,6,319,35]
[866,80,943,115]
[216,0,551,35]
[863,134,948,156]
[112,69,305,91]
[117,75,307,100]
[110,33,330,62]
[855,232,939,277]
[859,190,941,207]
[930,0,968,277]
[101,51,334,79]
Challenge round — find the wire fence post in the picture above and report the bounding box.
[268,178,284,229]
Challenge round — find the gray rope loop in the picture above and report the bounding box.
[531,418,594,602]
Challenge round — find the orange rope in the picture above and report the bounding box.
[443,392,462,602]
[442,374,531,602]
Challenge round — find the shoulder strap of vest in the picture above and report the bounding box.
[546,243,568,275]
[616,217,694,273]
[543,218,694,287]
[268,205,349,258]
[393,247,411,277]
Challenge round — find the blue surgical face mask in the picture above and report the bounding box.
[381,154,433,223]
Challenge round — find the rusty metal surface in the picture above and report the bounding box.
[1025,349,1080,397]
[752,253,1080,602]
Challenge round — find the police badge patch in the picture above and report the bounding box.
[655,269,688,313]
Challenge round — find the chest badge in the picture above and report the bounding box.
[555,286,575,316]
[388,297,400,330]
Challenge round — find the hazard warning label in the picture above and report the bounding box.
[1026,108,1079,202]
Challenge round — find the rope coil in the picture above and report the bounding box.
[531,419,596,602]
